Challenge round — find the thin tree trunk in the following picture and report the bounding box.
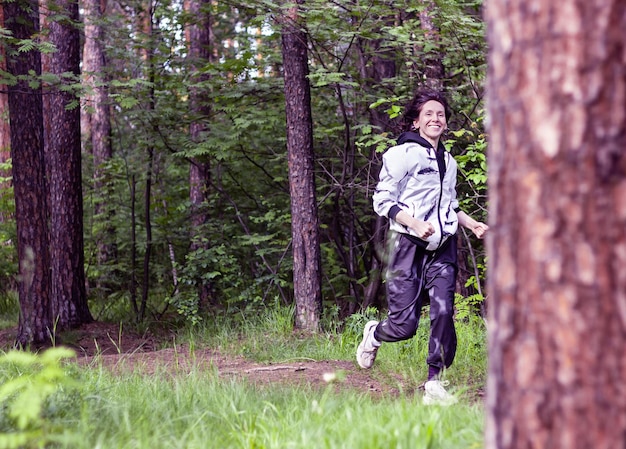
[140,145,153,321]
[281,0,322,331]
[485,1,626,447]
[139,2,155,322]
[4,0,52,346]
[331,85,360,307]
[362,215,386,310]
[129,175,138,316]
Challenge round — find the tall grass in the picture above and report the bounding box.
[0,303,487,448]
[0,291,18,330]
[72,366,484,449]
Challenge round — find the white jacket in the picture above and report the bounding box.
[373,133,459,251]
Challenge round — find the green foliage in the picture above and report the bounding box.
[0,160,16,297]
[344,306,382,336]
[455,291,485,322]
[354,123,396,154]
[448,125,489,209]
[446,119,489,303]
[0,347,81,448]
[308,70,353,88]
[0,292,18,331]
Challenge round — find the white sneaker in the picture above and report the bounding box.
[423,380,457,405]
[356,320,380,369]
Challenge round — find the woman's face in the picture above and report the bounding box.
[413,100,447,144]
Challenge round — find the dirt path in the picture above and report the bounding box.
[0,321,411,397]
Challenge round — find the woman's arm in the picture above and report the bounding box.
[457,210,489,239]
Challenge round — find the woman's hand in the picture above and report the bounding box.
[411,220,435,240]
[458,211,489,239]
[471,222,489,239]
[395,210,435,240]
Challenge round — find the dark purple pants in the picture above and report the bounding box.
[374,232,458,370]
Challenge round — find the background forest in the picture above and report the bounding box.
[0,0,488,340]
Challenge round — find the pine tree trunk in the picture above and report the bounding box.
[418,1,444,90]
[485,1,626,447]
[0,8,9,165]
[186,0,214,307]
[281,1,322,331]
[138,3,155,322]
[4,0,53,346]
[41,0,93,329]
[0,9,12,228]
[82,0,115,268]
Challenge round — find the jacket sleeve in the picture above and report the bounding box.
[372,145,408,218]
[447,154,460,212]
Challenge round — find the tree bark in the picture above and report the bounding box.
[138,1,155,322]
[281,1,322,331]
[485,1,626,448]
[0,8,9,166]
[4,0,53,346]
[82,0,115,267]
[41,0,93,328]
[186,0,214,307]
[418,2,444,91]
[0,9,12,217]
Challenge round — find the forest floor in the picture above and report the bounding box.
[0,321,412,397]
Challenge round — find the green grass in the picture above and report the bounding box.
[0,291,18,330]
[69,367,484,449]
[0,303,487,448]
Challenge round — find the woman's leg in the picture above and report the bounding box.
[425,237,458,372]
[375,234,428,342]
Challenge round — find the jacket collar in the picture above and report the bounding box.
[397,131,445,153]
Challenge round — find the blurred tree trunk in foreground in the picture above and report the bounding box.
[485,1,626,448]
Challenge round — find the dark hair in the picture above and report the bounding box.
[402,88,451,132]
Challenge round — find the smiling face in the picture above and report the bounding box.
[413,100,447,147]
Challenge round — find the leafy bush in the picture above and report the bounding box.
[0,347,82,448]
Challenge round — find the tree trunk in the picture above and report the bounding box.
[82,0,115,267]
[0,8,9,168]
[41,0,93,329]
[0,9,12,220]
[139,2,155,322]
[129,175,139,316]
[186,0,214,307]
[485,1,626,448]
[4,0,53,346]
[418,2,444,90]
[281,1,322,331]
